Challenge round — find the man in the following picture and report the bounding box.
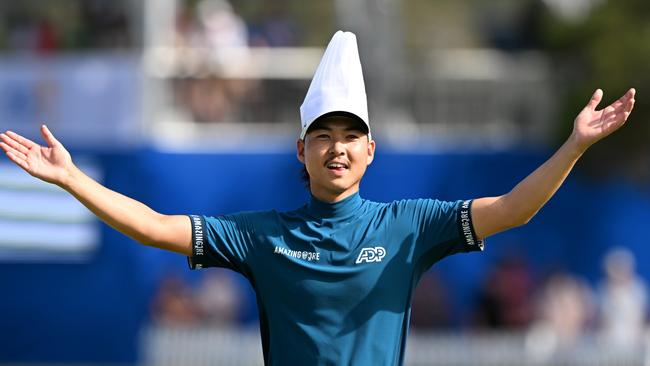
[0,31,636,365]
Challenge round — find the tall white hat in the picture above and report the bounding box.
[299,31,369,139]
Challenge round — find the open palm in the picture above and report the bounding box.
[573,88,636,150]
[0,125,73,185]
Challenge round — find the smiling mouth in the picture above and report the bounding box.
[326,162,349,171]
[327,163,348,170]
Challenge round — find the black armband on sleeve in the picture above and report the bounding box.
[187,215,208,270]
[457,200,485,251]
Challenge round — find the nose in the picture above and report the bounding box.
[328,139,345,156]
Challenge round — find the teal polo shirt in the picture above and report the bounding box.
[188,193,484,365]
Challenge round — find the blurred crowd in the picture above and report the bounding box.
[151,247,649,357]
[0,0,132,52]
[170,0,302,123]
[413,247,648,358]
[151,268,245,328]
[0,0,304,124]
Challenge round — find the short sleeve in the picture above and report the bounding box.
[186,213,255,275]
[400,199,484,267]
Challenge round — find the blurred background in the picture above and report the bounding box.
[0,0,649,365]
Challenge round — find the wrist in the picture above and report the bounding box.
[566,133,589,157]
[59,164,80,191]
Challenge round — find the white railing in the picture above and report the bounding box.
[142,46,554,149]
[141,326,650,366]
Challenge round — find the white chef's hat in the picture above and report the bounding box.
[299,31,370,139]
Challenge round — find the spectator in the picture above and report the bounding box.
[534,271,594,346]
[150,272,200,326]
[472,255,534,329]
[195,269,243,327]
[171,0,260,123]
[196,0,249,68]
[411,272,452,330]
[249,2,300,47]
[598,247,647,351]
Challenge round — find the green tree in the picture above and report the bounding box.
[542,0,650,183]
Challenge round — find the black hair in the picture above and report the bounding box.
[301,165,310,189]
[304,111,369,136]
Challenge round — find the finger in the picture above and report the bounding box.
[607,110,627,124]
[586,89,603,110]
[5,151,30,171]
[608,113,628,132]
[609,95,630,111]
[0,141,28,161]
[625,98,635,113]
[40,125,60,148]
[601,105,616,120]
[608,98,636,118]
[1,133,30,155]
[611,89,635,110]
[603,107,631,129]
[5,131,37,149]
[623,111,631,122]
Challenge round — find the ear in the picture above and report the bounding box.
[296,138,305,164]
[366,139,376,166]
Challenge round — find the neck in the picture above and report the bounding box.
[309,185,360,203]
[306,190,362,219]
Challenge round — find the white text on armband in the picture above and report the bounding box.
[192,216,205,256]
[460,200,477,246]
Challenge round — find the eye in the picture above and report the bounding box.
[315,133,330,140]
[346,134,360,140]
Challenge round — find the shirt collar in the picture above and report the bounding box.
[306,192,363,219]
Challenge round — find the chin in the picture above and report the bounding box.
[330,181,357,194]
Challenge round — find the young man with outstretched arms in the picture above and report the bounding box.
[0,31,635,365]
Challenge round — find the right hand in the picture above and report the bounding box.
[0,125,74,186]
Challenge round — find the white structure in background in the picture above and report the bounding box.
[142,327,650,366]
[0,55,142,149]
[0,161,101,261]
[141,0,554,151]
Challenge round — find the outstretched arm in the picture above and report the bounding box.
[471,88,636,239]
[0,125,191,255]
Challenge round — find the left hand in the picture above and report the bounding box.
[572,88,636,151]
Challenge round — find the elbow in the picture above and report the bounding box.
[136,214,168,247]
[518,217,532,227]
[498,211,533,231]
[141,226,168,248]
[510,212,536,228]
[499,195,537,229]
[139,214,191,256]
[133,229,160,248]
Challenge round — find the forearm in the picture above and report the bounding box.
[472,88,635,239]
[472,135,585,238]
[503,134,585,225]
[60,164,190,254]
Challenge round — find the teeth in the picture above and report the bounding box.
[328,163,345,169]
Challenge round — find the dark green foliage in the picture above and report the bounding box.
[541,0,650,183]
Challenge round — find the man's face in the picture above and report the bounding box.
[297,116,375,202]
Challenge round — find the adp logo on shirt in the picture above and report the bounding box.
[355,246,386,264]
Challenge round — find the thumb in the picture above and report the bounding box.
[41,124,61,148]
[586,89,603,110]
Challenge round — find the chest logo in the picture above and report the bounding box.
[356,246,386,264]
[274,246,320,262]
